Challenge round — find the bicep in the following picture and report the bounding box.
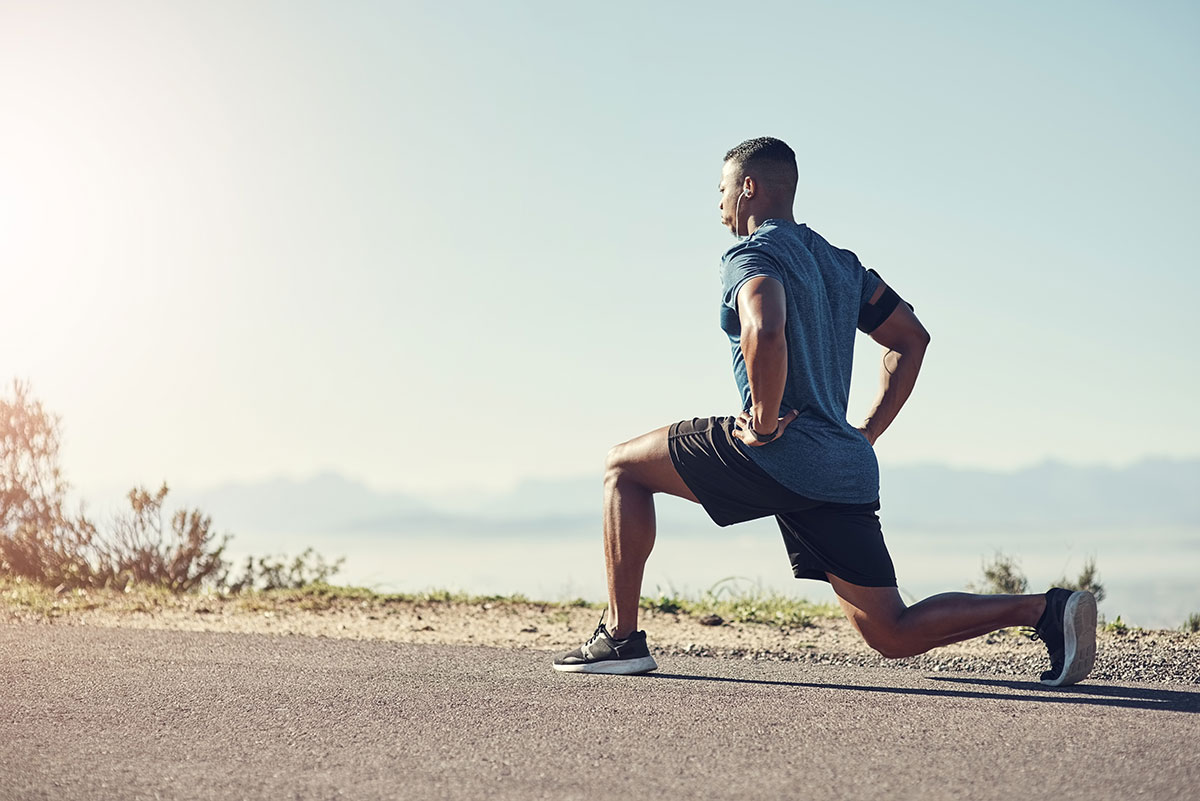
[735,276,787,335]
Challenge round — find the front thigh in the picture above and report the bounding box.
[608,425,699,502]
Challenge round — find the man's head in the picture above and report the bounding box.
[719,136,798,237]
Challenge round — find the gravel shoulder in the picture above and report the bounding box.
[4,583,1197,685]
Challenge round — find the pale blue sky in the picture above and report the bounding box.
[1,1,1197,498]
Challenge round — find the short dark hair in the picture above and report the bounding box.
[723,136,796,170]
[723,137,797,197]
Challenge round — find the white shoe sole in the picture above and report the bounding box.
[1042,591,1097,687]
[552,655,659,675]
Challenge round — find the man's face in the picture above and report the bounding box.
[718,159,746,235]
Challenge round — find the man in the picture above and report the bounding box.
[552,137,1097,687]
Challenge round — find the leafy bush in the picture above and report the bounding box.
[222,547,344,592]
[968,551,1107,604]
[1053,555,1107,603]
[0,379,231,591]
[1183,612,1200,633]
[106,484,229,592]
[1,380,109,588]
[0,381,332,593]
[968,552,1029,595]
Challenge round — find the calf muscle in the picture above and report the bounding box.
[828,574,1046,659]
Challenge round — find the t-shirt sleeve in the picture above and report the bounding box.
[859,262,883,308]
[721,251,785,310]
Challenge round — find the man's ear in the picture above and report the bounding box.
[742,176,755,198]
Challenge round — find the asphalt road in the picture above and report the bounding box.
[2,624,1196,801]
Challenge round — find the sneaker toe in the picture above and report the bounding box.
[553,648,587,666]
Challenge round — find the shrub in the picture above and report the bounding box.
[1,381,229,591]
[1,382,349,595]
[0,380,105,587]
[1183,612,1200,633]
[1053,555,1107,603]
[104,484,229,592]
[222,547,344,593]
[968,552,1029,595]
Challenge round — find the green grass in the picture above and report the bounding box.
[640,577,838,628]
[0,576,174,616]
[0,575,586,606]
[263,579,837,629]
[3,574,834,630]
[0,576,604,618]
[8,574,1197,637]
[284,584,554,606]
[0,577,66,616]
[230,583,564,612]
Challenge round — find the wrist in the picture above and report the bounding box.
[749,425,780,443]
[751,406,779,435]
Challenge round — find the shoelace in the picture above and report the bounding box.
[578,613,612,661]
[584,613,609,646]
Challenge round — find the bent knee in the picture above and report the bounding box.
[604,442,626,474]
[857,625,920,660]
[870,641,920,660]
[604,442,637,484]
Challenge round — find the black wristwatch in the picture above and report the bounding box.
[749,425,780,443]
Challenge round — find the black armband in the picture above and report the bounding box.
[857,270,913,334]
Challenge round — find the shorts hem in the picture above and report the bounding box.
[794,568,898,588]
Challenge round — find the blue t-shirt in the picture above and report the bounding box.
[720,219,882,503]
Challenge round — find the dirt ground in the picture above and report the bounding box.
[4,588,1197,684]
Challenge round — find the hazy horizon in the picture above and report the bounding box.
[67,454,1200,523]
[74,449,1200,500]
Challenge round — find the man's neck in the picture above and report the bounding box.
[746,209,795,235]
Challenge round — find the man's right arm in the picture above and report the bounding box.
[859,284,930,445]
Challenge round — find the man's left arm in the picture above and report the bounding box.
[733,276,799,446]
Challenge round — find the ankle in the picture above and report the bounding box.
[606,622,635,640]
[604,607,638,640]
[1029,593,1049,627]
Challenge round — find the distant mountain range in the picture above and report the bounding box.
[878,458,1200,530]
[175,458,1200,540]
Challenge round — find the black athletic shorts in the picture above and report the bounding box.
[667,416,897,588]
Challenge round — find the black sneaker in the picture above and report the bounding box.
[1031,587,1097,687]
[552,617,658,675]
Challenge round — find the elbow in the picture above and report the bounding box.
[891,325,930,357]
[907,319,931,352]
